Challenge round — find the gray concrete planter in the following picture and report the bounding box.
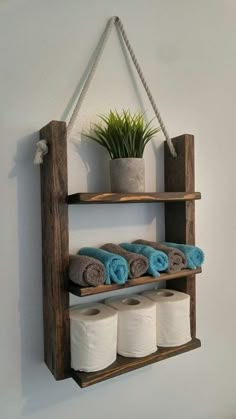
[110,158,145,193]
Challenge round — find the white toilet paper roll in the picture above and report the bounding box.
[70,303,117,372]
[105,294,157,358]
[143,289,191,347]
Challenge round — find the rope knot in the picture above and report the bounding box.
[34,139,48,164]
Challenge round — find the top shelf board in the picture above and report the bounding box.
[67,192,201,205]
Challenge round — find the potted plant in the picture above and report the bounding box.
[84,110,160,193]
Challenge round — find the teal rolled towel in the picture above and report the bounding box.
[119,243,169,277]
[162,242,204,269]
[78,248,128,285]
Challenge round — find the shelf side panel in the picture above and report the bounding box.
[40,121,70,380]
[164,134,196,338]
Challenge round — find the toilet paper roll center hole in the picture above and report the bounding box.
[81,308,100,316]
[122,298,141,306]
[158,291,174,297]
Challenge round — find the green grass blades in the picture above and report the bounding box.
[83,110,160,159]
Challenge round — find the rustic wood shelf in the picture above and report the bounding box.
[67,191,201,204]
[39,122,202,387]
[69,268,202,297]
[72,338,201,388]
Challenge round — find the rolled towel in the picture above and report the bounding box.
[100,243,149,279]
[133,239,186,273]
[162,242,204,269]
[120,243,169,277]
[69,255,106,287]
[78,248,128,285]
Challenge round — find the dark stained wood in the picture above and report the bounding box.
[165,134,197,338]
[67,191,201,204]
[72,338,201,388]
[69,268,201,297]
[39,127,201,386]
[40,120,70,380]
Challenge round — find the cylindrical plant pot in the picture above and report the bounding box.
[110,158,145,193]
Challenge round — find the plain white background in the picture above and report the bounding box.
[1,1,236,418]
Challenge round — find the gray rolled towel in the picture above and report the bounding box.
[69,255,106,287]
[132,239,187,273]
[100,243,149,279]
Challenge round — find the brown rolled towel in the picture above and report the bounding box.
[69,255,106,287]
[132,239,187,273]
[100,243,148,279]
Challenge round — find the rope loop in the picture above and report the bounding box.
[67,16,177,157]
[35,16,177,164]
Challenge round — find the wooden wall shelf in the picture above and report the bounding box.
[39,122,202,387]
[67,191,201,204]
[72,338,201,388]
[69,268,202,297]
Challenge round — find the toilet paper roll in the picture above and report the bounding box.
[70,303,117,372]
[105,294,157,358]
[143,289,191,347]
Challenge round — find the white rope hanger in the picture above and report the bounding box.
[35,16,177,164]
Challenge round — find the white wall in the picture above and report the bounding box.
[1,1,236,418]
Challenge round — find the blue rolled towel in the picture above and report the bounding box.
[78,247,128,285]
[119,243,169,277]
[162,242,204,269]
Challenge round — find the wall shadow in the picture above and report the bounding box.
[11,133,82,416]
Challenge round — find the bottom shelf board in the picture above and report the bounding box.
[72,337,201,388]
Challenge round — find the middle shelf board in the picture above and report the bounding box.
[67,191,201,205]
[68,268,201,297]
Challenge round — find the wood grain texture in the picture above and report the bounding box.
[72,338,201,388]
[68,268,201,297]
[67,191,201,204]
[40,120,70,380]
[39,127,201,386]
[164,134,197,338]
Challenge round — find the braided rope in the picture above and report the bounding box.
[114,17,176,157]
[68,16,176,157]
[67,17,116,137]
